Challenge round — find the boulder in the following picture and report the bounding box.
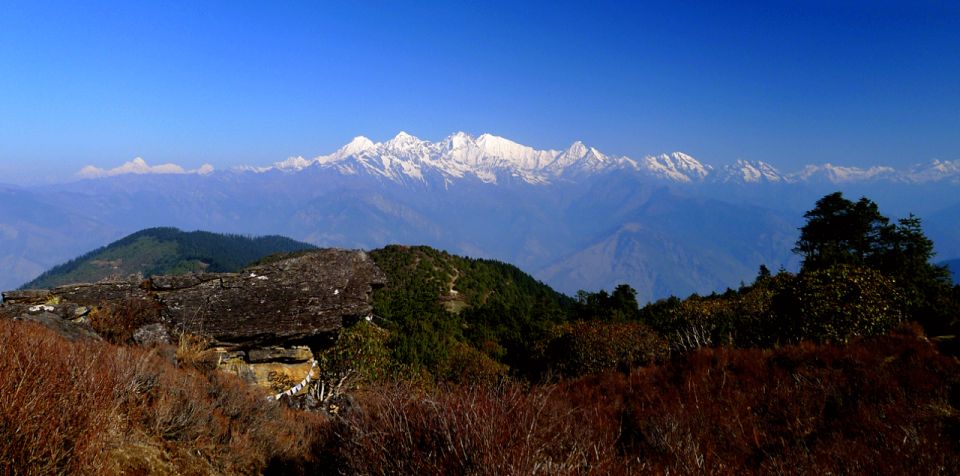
[132,323,171,346]
[11,311,103,342]
[2,249,386,348]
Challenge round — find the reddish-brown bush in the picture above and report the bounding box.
[0,319,323,475]
[545,321,669,377]
[325,381,624,475]
[322,329,959,474]
[88,297,162,345]
[4,316,956,475]
[569,329,960,474]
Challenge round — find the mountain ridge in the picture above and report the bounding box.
[225,131,959,186]
[74,132,958,187]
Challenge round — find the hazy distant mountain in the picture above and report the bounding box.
[22,227,316,289]
[2,131,956,301]
[0,185,121,292]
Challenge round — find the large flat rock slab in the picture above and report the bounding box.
[2,249,386,347]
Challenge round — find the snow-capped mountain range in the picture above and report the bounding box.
[236,131,959,186]
[8,131,959,303]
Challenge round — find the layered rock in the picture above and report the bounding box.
[3,249,384,345]
[1,249,386,394]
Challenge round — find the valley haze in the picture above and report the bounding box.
[3,131,958,303]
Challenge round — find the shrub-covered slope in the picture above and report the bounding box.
[21,227,316,289]
[369,245,577,379]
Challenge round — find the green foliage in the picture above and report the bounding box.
[440,342,509,385]
[316,320,392,386]
[574,284,641,322]
[545,321,668,377]
[794,192,888,270]
[640,264,904,348]
[795,194,950,294]
[638,271,796,349]
[794,193,954,337]
[24,227,316,289]
[772,265,904,344]
[369,245,574,380]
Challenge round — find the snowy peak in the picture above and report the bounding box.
[472,133,555,171]
[903,159,960,183]
[640,152,713,183]
[788,163,897,183]
[383,131,426,152]
[247,131,957,188]
[340,136,375,156]
[273,156,313,171]
[78,157,215,178]
[565,141,588,159]
[718,159,783,183]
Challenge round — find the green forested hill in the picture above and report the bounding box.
[369,245,576,378]
[21,227,316,289]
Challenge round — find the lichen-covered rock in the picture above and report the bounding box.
[2,249,386,348]
[133,323,171,346]
[247,346,313,363]
[213,345,316,393]
[10,311,103,342]
[148,249,385,346]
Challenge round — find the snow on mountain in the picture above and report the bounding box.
[903,159,960,183]
[788,164,897,183]
[272,156,313,172]
[240,131,956,188]
[543,141,617,178]
[638,152,712,183]
[717,159,784,183]
[257,132,627,185]
[78,158,215,178]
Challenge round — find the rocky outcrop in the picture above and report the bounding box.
[2,249,385,347]
[1,249,386,395]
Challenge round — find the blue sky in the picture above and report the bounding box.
[0,0,958,183]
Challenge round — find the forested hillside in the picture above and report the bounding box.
[22,227,316,289]
[369,245,575,380]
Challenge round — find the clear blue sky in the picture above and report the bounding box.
[0,0,958,183]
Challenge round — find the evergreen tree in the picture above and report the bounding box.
[794,192,954,335]
[794,192,888,270]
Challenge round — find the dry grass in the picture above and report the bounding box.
[3,316,957,475]
[323,325,960,475]
[0,319,324,475]
[325,381,622,475]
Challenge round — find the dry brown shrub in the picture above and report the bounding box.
[0,319,121,474]
[320,330,960,475]
[89,297,162,345]
[175,332,219,372]
[0,318,325,475]
[326,381,626,475]
[572,332,960,474]
[546,321,669,377]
